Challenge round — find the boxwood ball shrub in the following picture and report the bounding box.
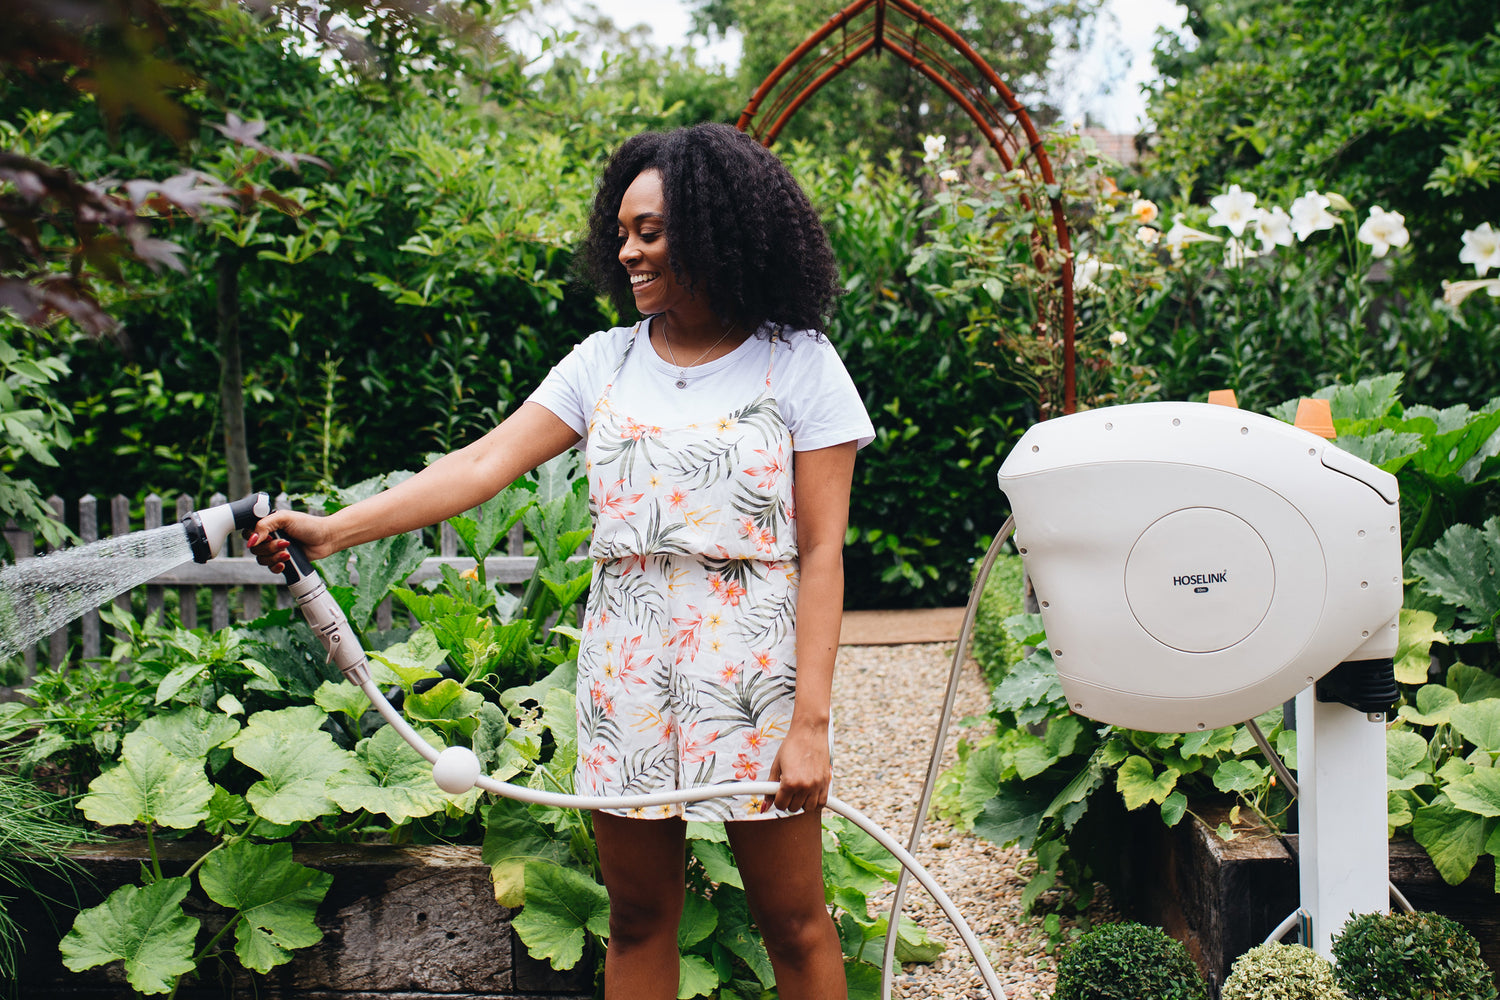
[1332,911,1497,1000]
[1053,921,1209,1000]
[1221,943,1349,1000]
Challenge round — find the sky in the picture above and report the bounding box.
[558,0,1188,133]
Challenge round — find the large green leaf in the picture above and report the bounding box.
[1399,684,1461,727]
[989,648,1065,727]
[1413,796,1496,885]
[1451,663,1500,703]
[1325,373,1404,422]
[512,860,610,971]
[150,706,240,757]
[347,530,430,630]
[198,841,332,973]
[406,678,485,739]
[314,679,374,726]
[79,735,212,830]
[1408,517,1500,640]
[328,724,454,822]
[1394,609,1447,685]
[828,815,900,882]
[501,656,578,715]
[367,627,448,690]
[677,953,718,999]
[228,705,357,825]
[1212,758,1268,795]
[822,841,882,919]
[59,877,199,995]
[1450,699,1500,756]
[481,798,578,907]
[973,783,1050,849]
[1386,730,1434,791]
[1331,428,1425,473]
[690,838,744,890]
[1116,756,1180,810]
[1407,413,1500,486]
[713,887,774,989]
[677,891,718,950]
[1445,768,1500,818]
[1014,714,1084,780]
[450,485,534,564]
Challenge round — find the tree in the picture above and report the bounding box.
[691,0,1102,164]
[1145,0,1500,277]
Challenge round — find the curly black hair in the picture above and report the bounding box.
[579,123,842,333]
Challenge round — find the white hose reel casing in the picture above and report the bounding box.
[997,401,1402,733]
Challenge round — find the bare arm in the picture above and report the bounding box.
[249,401,581,569]
[768,440,857,814]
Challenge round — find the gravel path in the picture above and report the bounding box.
[831,642,1114,1000]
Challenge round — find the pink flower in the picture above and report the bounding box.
[598,479,644,519]
[679,724,721,764]
[718,580,746,607]
[743,447,785,489]
[668,609,704,663]
[733,753,760,780]
[581,745,617,778]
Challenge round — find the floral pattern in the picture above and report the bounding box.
[576,334,801,821]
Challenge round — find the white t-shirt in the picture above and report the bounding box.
[528,318,875,452]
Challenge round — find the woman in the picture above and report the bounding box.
[249,122,873,999]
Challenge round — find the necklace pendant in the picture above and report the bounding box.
[675,378,688,389]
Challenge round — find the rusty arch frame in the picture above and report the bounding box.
[734,0,1077,414]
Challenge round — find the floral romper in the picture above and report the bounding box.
[575,331,801,821]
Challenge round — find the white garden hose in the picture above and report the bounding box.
[880,517,1014,1000]
[267,528,1008,1000]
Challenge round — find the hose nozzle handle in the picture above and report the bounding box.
[182,492,271,563]
[268,530,371,687]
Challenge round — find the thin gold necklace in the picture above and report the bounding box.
[662,321,734,389]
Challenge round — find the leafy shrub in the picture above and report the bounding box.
[1221,943,1348,1000]
[1052,921,1208,1000]
[1332,911,1498,1000]
[969,550,1028,686]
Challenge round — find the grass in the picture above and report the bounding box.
[0,746,91,993]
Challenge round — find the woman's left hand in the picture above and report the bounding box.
[766,720,832,814]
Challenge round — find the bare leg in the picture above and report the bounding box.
[594,812,687,1000]
[726,809,847,1000]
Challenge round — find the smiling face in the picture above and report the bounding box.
[616,168,698,320]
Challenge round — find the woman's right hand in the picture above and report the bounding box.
[245,510,340,574]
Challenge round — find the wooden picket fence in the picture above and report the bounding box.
[3,491,538,685]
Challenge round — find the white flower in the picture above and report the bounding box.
[1164,214,1224,252]
[1207,184,1262,237]
[1289,191,1339,241]
[1254,207,1295,251]
[1070,118,1084,131]
[1357,205,1410,258]
[1130,199,1159,224]
[1108,330,1128,347]
[938,167,960,183]
[1137,226,1161,246]
[922,134,947,163]
[1005,167,1028,183]
[1073,252,1118,292]
[1459,222,1500,277]
[1442,277,1500,307]
[1223,237,1260,269]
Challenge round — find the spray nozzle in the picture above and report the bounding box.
[181,493,271,563]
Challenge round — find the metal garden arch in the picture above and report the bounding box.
[734,0,1078,414]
